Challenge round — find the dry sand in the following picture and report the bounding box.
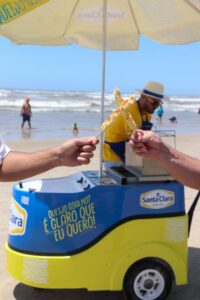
[1,135,200,300]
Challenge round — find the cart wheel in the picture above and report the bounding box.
[33,287,45,291]
[124,260,173,300]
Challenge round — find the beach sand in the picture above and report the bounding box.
[1,135,200,300]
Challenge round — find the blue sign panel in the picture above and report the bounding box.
[8,172,185,255]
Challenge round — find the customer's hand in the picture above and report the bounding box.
[55,137,99,167]
[129,130,163,160]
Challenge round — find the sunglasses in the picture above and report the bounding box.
[147,96,161,107]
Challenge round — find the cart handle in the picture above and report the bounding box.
[188,191,200,236]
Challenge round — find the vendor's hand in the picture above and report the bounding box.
[55,137,99,167]
[129,130,163,160]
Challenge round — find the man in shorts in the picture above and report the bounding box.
[20,96,32,129]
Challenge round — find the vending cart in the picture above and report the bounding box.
[6,136,193,300]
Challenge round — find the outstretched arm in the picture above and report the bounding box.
[0,137,98,182]
[129,130,200,189]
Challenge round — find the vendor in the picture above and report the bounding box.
[103,81,164,167]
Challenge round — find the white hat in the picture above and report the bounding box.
[142,81,164,100]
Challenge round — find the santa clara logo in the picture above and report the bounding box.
[140,190,175,209]
[9,199,27,235]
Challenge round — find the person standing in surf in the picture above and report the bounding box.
[20,96,32,129]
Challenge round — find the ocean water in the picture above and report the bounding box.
[0,88,200,141]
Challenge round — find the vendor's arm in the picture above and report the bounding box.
[129,130,200,189]
[0,137,98,182]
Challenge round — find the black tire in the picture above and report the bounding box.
[124,260,173,300]
[33,287,46,291]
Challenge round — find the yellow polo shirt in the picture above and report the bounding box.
[103,97,151,163]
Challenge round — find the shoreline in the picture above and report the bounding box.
[1,134,200,299]
[1,108,200,142]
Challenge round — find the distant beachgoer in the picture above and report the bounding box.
[72,123,78,136]
[198,108,200,114]
[20,96,32,129]
[156,104,164,124]
[169,116,177,123]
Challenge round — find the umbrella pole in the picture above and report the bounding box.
[99,0,107,178]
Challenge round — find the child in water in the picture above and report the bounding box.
[72,123,78,136]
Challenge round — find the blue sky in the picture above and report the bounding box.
[1,35,200,96]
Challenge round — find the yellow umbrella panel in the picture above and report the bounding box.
[0,0,200,48]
